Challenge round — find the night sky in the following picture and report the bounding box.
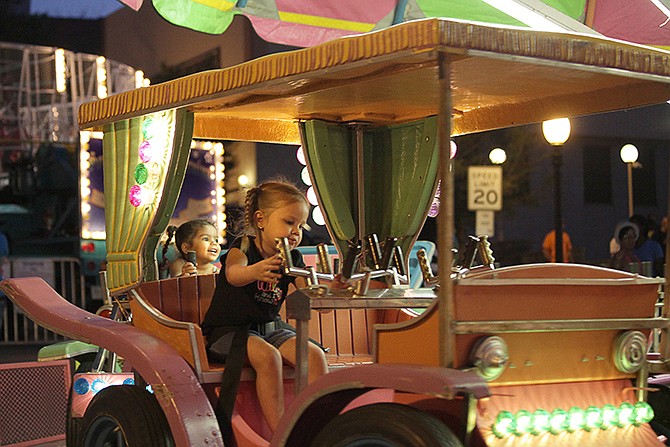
[30,0,123,18]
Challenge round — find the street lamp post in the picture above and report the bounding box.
[620,143,639,218]
[484,147,507,238]
[542,118,571,263]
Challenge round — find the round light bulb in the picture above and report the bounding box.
[312,206,326,226]
[514,410,533,435]
[620,144,639,164]
[296,146,306,165]
[584,406,603,431]
[532,409,551,434]
[489,147,507,164]
[542,118,571,145]
[600,404,618,428]
[566,407,586,432]
[301,166,312,186]
[450,140,457,159]
[306,186,318,206]
[549,408,568,434]
[492,411,515,439]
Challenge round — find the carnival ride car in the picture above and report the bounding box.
[3,17,670,447]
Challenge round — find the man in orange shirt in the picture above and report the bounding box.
[542,229,572,263]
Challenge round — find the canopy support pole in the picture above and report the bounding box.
[437,50,456,368]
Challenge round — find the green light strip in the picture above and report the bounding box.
[492,402,654,438]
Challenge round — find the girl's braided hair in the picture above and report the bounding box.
[159,225,179,278]
[239,179,308,253]
[162,225,178,261]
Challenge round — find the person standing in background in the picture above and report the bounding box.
[653,216,668,255]
[630,214,664,276]
[542,227,572,263]
[610,222,640,272]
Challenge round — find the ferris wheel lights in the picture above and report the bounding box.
[55,48,67,93]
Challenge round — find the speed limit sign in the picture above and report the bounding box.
[468,166,502,211]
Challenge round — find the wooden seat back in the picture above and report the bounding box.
[135,273,217,324]
[131,274,218,377]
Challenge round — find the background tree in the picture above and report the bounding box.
[449,126,540,264]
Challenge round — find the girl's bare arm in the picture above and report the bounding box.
[226,248,282,287]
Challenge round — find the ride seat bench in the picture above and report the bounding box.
[130,274,383,383]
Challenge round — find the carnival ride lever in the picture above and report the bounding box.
[380,236,398,271]
[392,245,406,278]
[357,234,407,286]
[340,240,361,280]
[275,236,408,291]
[417,248,439,287]
[454,235,496,275]
[456,236,481,272]
[276,238,333,286]
[365,234,383,270]
[477,235,496,269]
[316,243,333,274]
[418,235,496,287]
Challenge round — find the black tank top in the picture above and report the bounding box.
[201,237,305,334]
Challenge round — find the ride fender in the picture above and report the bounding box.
[272,363,489,447]
[0,277,223,447]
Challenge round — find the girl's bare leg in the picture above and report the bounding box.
[279,337,328,384]
[247,336,284,430]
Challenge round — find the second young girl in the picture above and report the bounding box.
[201,180,328,431]
[165,219,221,277]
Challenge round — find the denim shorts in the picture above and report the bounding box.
[207,326,295,363]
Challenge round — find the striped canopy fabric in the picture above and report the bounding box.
[116,0,670,48]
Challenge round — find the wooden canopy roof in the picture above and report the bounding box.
[79,18,670,144]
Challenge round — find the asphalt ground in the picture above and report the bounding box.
[0,342,46,364]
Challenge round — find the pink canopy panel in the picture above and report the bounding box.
[591,0,670,48]
[117,0,143,11]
